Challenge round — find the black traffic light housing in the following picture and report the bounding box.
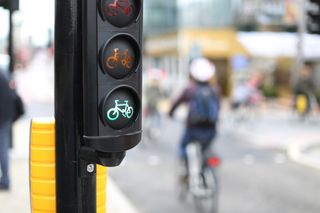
[307,0,320,34]
[81,0,143,167]
[0,0,19,11]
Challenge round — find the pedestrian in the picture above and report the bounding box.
[293,63,317,117]
[169,57,220,162]
[0,69,15,190]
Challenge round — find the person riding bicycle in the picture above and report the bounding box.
[169,58,220,164]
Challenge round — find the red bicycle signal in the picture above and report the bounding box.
[105,0,133,17]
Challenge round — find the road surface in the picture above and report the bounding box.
[110,118,320,213]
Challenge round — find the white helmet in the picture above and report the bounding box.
[190,58,215,82]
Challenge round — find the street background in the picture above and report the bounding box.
[1,0,320,212]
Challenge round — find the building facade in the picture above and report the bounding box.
[234,0,299,31]
[144,0,178,36]
[178,0,235,29]
[143,0,314,97]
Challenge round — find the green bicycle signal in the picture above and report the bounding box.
[107,99,134,121]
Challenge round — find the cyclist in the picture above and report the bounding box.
[169,58,220,171]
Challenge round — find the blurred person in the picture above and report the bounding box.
[144,68,164,142]
[15,47,32,69]
[231,73,263,111]
[169,58,220,165]
[293,63,317,117]
[0,69,15,190]
[145,68,164,115]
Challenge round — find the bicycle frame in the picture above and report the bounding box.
[106,48,133,69]
[187,143,205,196]
[114,100,129,114]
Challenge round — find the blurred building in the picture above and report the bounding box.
[178,0,234,29]
[144,0,246,96]
[144,0,320,97]
[144,0,178,36]
[234,0,298,31]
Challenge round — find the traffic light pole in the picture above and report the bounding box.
[8,9,14,73]
[55,0,96,212]
[55,0,143,211]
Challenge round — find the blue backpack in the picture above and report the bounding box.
[189,86,219,127]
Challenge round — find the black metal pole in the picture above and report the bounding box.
[54,0,96,212]
[8,9,14,73]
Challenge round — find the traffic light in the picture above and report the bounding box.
[82,0,143,167]
[0,0,19,11]
[307,0,320,34]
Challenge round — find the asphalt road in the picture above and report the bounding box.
[109,118,320,213]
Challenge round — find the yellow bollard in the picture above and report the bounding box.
[30,118,56,213]
[97,165,107,213]
[30,118,107,213]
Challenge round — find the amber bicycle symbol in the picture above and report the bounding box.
[107,100,134,121]
[105,0,133,17]
[106,48,134,70]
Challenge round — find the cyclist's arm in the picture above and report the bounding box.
[169,86,193,117]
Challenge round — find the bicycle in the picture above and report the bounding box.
[177,141,220,213]
[105,0,133,17]
[106,48,134,70]
[107,100,134,121]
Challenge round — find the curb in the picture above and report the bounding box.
[288,141,320,171]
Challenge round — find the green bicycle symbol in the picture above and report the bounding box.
[106,100,134,121]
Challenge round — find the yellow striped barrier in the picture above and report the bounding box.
[30,118,107,213]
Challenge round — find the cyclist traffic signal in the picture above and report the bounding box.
[0,0,19,11]
[82,0,143,167]
[307,0,320,34]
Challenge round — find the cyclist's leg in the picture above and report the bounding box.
[178,129,193,178]
[201,130,216,158]
[179,129,191,159]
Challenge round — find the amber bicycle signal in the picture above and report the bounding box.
[105,48,134,69]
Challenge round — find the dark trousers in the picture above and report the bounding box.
[179,127,216,158]
[0,121,10,186]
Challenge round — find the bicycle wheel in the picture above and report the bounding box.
[106,57,118,69]
[193,166,219,213]
[121,58,133,69]
[175,158,189,203]
[125,106,134,118]
[107,108,120,121]
[120,3,133,16]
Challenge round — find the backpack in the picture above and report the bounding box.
[189,85,219,127]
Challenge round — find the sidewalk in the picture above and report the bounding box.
[223,103,320,170]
